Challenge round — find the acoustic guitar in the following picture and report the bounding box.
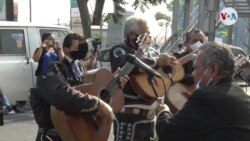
[166,53,249,114]
[51,68,121,141]
[50,33,150,141]
[131,48,200,102]
[130,61,184,102]
[165,82,195,113]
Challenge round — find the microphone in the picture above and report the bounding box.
[126,54,162,78]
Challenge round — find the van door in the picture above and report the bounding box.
[0,28,33,105]
[29,28,71,82]
[39,28,70,45]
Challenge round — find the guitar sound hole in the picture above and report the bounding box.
[163,65,172,74]
[100,89,111,104]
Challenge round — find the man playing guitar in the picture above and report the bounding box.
[166,29,206,113]
[31,33,128,141]
[109,15,176,141]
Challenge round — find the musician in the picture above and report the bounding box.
[31,33,128,141]
[166,29,206,113]
[173,28,206,84]
[156,41,250,141]
[109,15,175,141]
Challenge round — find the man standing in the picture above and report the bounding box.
[109,15,175,141]
[173,29,206,84]
[156,41,250,141]
[32,33,128,141]
[166,29,206,113]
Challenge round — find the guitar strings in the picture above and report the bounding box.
[101,47,145,103]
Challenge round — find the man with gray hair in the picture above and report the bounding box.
[156,41,250,141]
[109,15,175,141]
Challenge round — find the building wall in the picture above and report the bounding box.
[234,18,250,54]
[0,0,6,20]
[0,0,17,21]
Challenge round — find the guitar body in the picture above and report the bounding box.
[130,71,172,102]
[51,106,112,141]
[131,61,184,102]
[51,68,124,141]
[74,68,124,113]
[165,83,195,114]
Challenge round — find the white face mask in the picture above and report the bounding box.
[195,68,213,90]
[190,41,202,51]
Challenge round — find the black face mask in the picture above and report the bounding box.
[70,43,89,60]
[127,36,139,50]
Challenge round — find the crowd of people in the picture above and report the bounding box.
[2,14,250,141]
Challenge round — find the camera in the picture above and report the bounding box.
[47,40,55,47]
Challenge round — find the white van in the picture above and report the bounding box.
[0,21,72,106]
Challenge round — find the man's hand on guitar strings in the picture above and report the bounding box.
[113,67,129,89]
[156,53,177,67]
[119,76,129,89]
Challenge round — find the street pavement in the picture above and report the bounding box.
[0,84,249,141]
[0,109,37,141]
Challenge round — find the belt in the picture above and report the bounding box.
[124,108,155,119]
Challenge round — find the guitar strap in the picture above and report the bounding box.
[147,75,159,97]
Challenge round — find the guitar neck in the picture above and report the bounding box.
[106,48,144,94]
[118,48,144,77]
[177,50,197,65]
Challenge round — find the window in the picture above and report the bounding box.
[0,29,26,55]
[39,29,69,46]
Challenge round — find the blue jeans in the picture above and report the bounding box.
[1,95,11,107]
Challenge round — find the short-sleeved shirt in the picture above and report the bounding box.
[40,51,58,76]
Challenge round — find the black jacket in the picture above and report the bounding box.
[109,43,157,106]
[156,78,250,141]
[31,58,99,129]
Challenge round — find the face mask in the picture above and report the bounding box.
[79,43,89,58]
[190,41,202,51]
[127,36,139,50]
[70,43,88,60]
[195,68,213,90]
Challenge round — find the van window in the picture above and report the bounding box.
[0,30,26,55]
[39,29,69,45]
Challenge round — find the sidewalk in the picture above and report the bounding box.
[0,110,37,141]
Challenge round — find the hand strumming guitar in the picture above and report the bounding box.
[155,53,177,67]
[155,97,172,117]
[95,99,115,125]
[94,71,129,125]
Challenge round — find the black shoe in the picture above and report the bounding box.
[6,106,13,112]
[15,107,24,113]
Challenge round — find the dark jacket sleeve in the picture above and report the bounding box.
[36,63,100,115]
[156,88,218,141]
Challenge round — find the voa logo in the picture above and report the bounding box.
[220,7,238,26]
